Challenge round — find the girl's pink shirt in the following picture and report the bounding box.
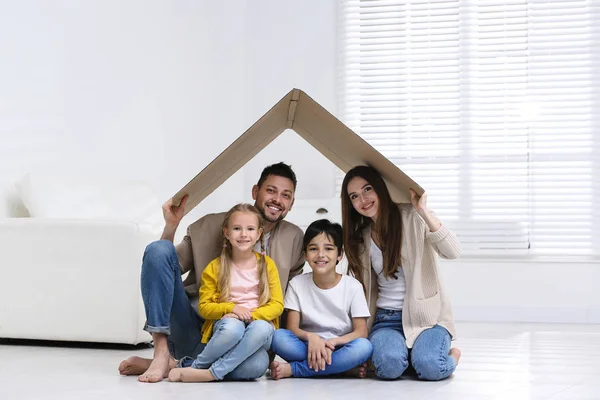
[228,264,260,310]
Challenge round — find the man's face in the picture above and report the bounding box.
[252,175,295,223]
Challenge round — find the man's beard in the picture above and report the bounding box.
[259,205,285,223]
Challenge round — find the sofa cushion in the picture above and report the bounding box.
[15,174,162,226]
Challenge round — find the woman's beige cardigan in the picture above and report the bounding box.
[356,203,461,348]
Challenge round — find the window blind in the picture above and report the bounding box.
[338,0,599,257]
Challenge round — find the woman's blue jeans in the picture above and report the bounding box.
[369,308,457,381]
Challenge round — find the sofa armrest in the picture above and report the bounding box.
[0,219,154,344]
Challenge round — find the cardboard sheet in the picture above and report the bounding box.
[173,88,422,215]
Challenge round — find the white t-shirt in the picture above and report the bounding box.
[284,273,371,340]
[370,238,406,311]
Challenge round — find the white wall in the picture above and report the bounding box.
[441,259,600,324]
[1,0,598,324]
[241,0,338,200]
[0,0,249,223]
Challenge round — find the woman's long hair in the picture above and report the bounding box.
[341,166,403,289]
[218,203,270,306]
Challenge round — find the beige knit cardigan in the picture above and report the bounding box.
[356,203,461,348]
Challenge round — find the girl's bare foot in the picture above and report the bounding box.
[119,356,152,376]
[270,361,293,380]
[137,353,177,383]
[343,362,368,378]
[449,348,461,365]
[168,367,215,383]
[168,368,182,382]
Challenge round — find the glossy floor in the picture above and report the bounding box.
[1,322,598,400]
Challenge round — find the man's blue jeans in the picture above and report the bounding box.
[271,329,373,378]
[178,318,273,381]
[369,308,457,381]
[141,240,205,359]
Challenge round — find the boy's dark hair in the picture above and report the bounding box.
[257,162,297,190]
[303,219,343,256]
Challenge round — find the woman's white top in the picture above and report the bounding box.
[370,237,406,311]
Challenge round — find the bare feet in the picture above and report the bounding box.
[449,347,461,365]
[137,352,177,383]
[168,368,182,382]
[119,356,152,376]
[343,362,368,378]
[270,361,293,380]
[168,367,216,383]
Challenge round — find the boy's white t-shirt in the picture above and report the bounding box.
[284,273,370,340]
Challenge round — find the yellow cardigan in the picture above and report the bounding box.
[198,253,284,343]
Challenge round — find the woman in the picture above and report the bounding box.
[341,165,461,381]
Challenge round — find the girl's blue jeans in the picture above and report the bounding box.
[177,318,273,380]
[141,240,271,380]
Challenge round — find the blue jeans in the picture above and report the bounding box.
[271,329,373,378]
[369,308,456,381]
[141,240,205,359]
[178,318,273,381]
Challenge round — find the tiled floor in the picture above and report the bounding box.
[1,322,599,400]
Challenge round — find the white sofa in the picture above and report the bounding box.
[0,175,160,344]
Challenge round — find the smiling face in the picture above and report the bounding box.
[347,176,380,222]
[305,232,342,276]
[252,174,295,223]
[223,211,262,253]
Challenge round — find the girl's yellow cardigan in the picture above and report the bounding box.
[198,253,284,343]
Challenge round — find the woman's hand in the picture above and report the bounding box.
[409,188,428,215]
[410,188,442,232]
[307,334,332,372]
[232,305,253,322]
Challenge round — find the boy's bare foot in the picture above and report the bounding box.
[137,352,177,383]
[270,361,293,380]
[449,348,461,365]
[119,356,152,376]
[168,367,215,383]
[343,362,368,378]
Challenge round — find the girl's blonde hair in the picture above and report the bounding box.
[218,203,270,306]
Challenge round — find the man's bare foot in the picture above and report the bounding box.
[343,362,368,378]
[168,367,215,383]
[449,348,461,365]
[270,361,293,380]
[137,353,177,383]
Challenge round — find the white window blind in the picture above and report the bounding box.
[338,0,599,258]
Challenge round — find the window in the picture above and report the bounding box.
[338,0,600,258]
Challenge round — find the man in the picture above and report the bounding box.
[118,162,304,382]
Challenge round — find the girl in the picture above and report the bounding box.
[168,203,284,382]
[270,219,373,379]
[341,165,461,381]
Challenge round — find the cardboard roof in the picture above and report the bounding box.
[173,88,423,215]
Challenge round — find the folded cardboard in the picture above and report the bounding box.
[173,88,423,215]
